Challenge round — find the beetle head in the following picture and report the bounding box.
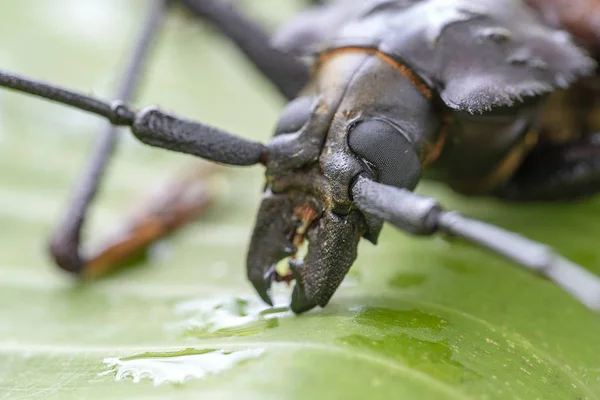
[247,49,443,313]
[247,93,431,312]
[246,95,367,313]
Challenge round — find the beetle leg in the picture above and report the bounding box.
[176,0,309,100]
[81,165,216,279]
[352,176,600,312]
[494,133,600,201]
[0,38,272,278]
[48,0,168,274]
[0,5,279,275]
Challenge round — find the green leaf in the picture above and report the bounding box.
[1,1,600,399]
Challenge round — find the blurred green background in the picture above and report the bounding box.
[1,1,600,399]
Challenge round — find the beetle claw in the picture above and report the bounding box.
[249,264,275,306]
[247,188,366,313]
[247,191,297,306]
[289,211,365,313]
[289,259,317,313]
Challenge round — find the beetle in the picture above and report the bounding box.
[2,0,600,314]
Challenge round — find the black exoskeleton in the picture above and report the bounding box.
[2,0,600,314]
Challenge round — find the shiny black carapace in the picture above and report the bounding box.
[2,0,600,313]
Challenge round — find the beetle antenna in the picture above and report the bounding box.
[0,69,137,126]
[0,67,267,165]
[352,176,600,312]
[3,70,272,169]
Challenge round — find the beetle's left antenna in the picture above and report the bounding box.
[0,71,268,163]
[352,176,600,312]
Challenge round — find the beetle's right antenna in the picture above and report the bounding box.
[352,176,600,312]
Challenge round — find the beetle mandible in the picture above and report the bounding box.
[2,0,600,314]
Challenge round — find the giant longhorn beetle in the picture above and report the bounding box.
[2,0,600,314]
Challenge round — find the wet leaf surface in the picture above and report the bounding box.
[1,1,600,399]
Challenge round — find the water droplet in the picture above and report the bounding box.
[171,293,291,339]
[102,348,265,386]
[338,333,481,384]
[341,305,589,397]
[354,307,449,332]
[389,273,427,289]
[442,259,476,275]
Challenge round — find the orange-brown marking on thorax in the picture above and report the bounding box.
[486,129,540,189]
[317,47,433,100]
[452,129,540,195]
[423,117,450,167]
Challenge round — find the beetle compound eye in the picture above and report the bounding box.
[348,120,421,189]
[274,96,313,136]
